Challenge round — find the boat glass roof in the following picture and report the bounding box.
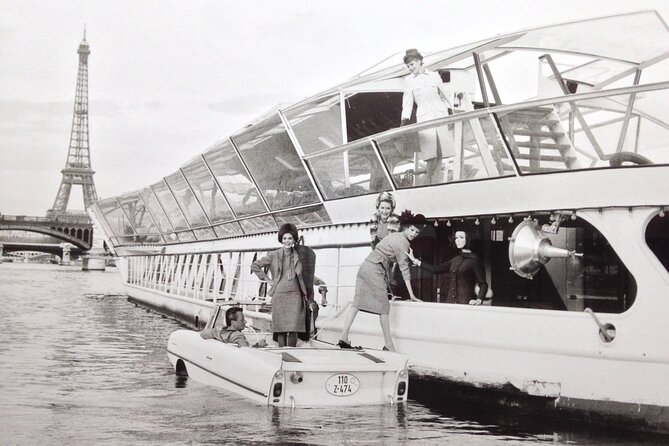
[92,12,669,248]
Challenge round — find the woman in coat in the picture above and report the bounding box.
[400,48,456,185]
[251,223,308,347]
[338,210,426,352]
[408,230,488,305]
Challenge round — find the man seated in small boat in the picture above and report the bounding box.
[200,307,267,348]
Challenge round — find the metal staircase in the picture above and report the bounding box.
[497,106,582,173]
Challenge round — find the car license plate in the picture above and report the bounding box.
[325,373,360,396]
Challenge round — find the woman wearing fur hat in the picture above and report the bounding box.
[251,223,308,347]
[400,48,456,185]
[338,210,426,352]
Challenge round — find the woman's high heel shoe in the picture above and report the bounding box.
[338,339,353,349]
[338,340,362,350]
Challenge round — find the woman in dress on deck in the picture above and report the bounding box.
[251,223,308,347]
[338,210,426,352]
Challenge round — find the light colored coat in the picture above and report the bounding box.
[401,69,455,160]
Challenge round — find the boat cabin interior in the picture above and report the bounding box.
[408,212,639,313]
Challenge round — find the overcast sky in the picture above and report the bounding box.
[2,0,669,215]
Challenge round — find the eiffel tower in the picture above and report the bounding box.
[47,29,98,218]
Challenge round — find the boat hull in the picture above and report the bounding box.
[134,281,669,432]
[410,374,669,434]
[167,329,409,407]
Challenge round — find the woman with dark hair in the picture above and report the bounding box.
[407,230,488,305]
[338,210,426,352]
[251,223,308,347]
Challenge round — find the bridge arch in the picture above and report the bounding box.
[0,225,91,250]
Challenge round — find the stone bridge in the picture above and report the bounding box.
[0,214,93,250]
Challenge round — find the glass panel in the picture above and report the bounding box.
[203,140,267,217]
[283,95,343,154]
[306,139,391,199]
[164,233,179,243]
[375,114,511,188]
[176,231,196,242]
[138,188,172,234]
[274,205,331,228]
[231,114,319,210]
[239,215,277,234]
[499,11,669,66]
[164,171,209,228]
[116,235,141,244]
[496,87,669,174]
[152,181,189,231]
[182,157,234,223]
[193,227,216,240]
[345,92,404,142]
[117,193,159,235]
[96,199,134,236]
[135,234,162,243]
[213,221,244,238]
[90,204,118,243]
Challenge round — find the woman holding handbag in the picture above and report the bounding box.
[251,223,309,347]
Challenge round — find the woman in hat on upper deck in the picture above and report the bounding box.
[338,210,426,352]
[252,223,309,347]
[400,48,457,185]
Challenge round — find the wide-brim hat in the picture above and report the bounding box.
[403,48,423,64]
[398,209,427,229]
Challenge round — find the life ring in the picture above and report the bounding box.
[606,151,653,167]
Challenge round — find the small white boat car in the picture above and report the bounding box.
[167,306,410,407]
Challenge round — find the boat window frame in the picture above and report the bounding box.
[230,112,322,211]
[300,81,669,180]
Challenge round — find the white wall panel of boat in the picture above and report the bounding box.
[326,166,669,222]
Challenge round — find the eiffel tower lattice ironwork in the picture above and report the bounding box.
[48,30,98,217]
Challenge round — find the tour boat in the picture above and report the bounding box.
[92,11,669,432]
[167,305,410,407]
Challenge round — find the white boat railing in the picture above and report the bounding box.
[126,248,363,309]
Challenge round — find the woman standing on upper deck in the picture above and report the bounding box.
[251,223,308,347]
[338,210,426,352]
[400,48,456,185]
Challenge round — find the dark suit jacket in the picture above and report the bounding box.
[420,251,488,304]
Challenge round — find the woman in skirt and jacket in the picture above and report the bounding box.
[338,210,427,352]
[252,223,312,347]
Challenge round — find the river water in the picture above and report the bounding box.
[0,262,664,445]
